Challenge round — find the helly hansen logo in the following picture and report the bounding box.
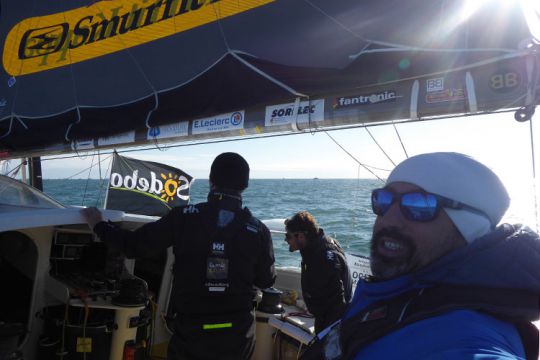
[183,205,199,214]
[213,243,225,252]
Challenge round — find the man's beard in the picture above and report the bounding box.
[370,227,416,281]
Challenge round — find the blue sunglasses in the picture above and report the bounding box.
[371,188,492,224]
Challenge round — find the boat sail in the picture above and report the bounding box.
[0,0,538,159]
[0,1,539,359]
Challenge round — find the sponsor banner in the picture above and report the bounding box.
[105,152,193,216]
[98,131,135,147]
[426,77,445,92]
[147,121,189,140]
[333,90,397,109]
[4,0,275,76]
[71,139,94,151]
[345,253,371,292]
[488,69,521,93]
[264,99,325,126]
[425,88,466,103]
[192,111,244,135]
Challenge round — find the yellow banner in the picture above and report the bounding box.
[3,0,274,76]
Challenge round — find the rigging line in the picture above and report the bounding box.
[37,108,522,163]
[0,116,28,139]
[96,154,113,207]
[65,154,112,180]
[211,1,230,50]
[90,2,160,131]
[81,152,96,206]
[61,9,83,143]
[4,162,23,177]
[230,51,307,97]
[302,0,516,56]
[323,131,385,182]
[392,121,408,158]
[527,56,539,232]
[4,0,39,138]
[364,127,396,166]
[529,114,539,233]
[97,150,102,181]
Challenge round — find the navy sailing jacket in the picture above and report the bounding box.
[310,224,540,359]
[94,191,276,316]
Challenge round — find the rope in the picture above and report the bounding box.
[392,122,409,158]
[96,155,113,207]
[364,127,396,166]
[529,114,539,232]
[323,131,387,182]
[81,152,96,206]
[65,154,112,179]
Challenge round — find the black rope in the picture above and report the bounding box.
[81,152,95,206]
[96,154,113,207]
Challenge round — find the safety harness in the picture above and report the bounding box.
[300,285,540,360]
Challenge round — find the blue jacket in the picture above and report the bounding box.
[344,224,540,360]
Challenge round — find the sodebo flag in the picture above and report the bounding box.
[105,152,193,216]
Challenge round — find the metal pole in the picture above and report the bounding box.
[21,158,27,183]
[29,156,43,191]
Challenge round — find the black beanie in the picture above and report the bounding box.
[209,152,250,191]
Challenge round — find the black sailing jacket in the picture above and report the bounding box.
[94,191,276,316]
[300,230,352,333]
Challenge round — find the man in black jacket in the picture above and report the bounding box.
[285,211,352,333]
[81,152,276,360]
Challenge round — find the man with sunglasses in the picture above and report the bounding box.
[285,211,352,333]
[301,152,540,360]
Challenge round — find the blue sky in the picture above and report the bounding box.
[41,111,538,184]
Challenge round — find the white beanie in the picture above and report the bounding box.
[386,152,510,243]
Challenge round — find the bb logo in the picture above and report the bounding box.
[230,112,242,125]
[19,24,68,59]
[489,70,520,93]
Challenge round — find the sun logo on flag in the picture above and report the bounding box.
[160,173,180,203]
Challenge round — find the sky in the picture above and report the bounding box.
[27,110,539,229]
[37,110,538,185]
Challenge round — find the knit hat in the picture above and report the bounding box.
[386,152,510,243]
[209,152,250,191]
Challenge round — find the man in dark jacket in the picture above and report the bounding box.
[81,152,276,360]
[284,211,352,333]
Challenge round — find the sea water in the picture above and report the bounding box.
[43,178,379,268]
[42,178,537,268]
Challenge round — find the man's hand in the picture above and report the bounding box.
[81,207,104,230]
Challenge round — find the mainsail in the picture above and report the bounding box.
[0,0,538,158]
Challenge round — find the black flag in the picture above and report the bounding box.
[105,153,193,216]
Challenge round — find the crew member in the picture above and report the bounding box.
[285,211,352,333]
[81,152,276,360]
[301,152,540,360]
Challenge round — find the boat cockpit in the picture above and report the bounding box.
[0,175,318,360]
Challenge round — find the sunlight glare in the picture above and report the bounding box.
[520,0,540,43]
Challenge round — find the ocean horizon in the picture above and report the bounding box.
[42,178,538,268]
